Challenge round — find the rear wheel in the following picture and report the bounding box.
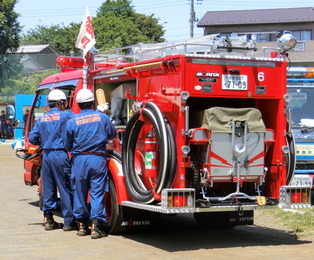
[37,176,43,210]
[105,179,122,234]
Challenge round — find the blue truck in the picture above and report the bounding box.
[287,67,314,200]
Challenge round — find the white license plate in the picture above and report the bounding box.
[290,175,312,187]
[222,74,248,90]
[295,144,314,156]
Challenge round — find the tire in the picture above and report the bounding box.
[38,192,43,210]
[105,179,123,235]
[286,132,296,184]
[37,176,43,210]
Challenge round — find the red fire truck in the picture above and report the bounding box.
[16,34,311,233]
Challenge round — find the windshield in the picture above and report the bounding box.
[29,89,49,130]
[28,83,76,132]
[288,86,314,126]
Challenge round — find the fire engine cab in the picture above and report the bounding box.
[17,33,311,233]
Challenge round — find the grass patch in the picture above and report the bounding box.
[263,207,314,237]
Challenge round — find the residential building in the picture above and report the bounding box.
[16,44,59,75]
[197,7,314,66]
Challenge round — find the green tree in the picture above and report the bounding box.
[94,0,164,50]
[2,69,58,96]
[21,24,80,55]
[0,0,21,91]
[21,0,165,54]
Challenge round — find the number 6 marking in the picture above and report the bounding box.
[258,72,265,81]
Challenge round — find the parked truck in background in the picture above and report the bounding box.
[16,33,311,234]
[287,67,314,200]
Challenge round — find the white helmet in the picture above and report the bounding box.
[48,89,66,101]
[76,89,95,103]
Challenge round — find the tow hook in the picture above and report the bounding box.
[238,205,244,216]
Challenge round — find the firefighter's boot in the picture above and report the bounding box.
[77,220,89,236]
[63,221,78,231]
[44,212,63,231]
[91,219,108,239]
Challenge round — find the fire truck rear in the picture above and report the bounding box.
[18,34,311,233]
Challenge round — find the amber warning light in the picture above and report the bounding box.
[56,56,85,71]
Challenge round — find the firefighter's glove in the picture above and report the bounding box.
[97,103,109,113]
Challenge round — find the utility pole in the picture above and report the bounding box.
[189,0,196,38]
[189,0,202,38]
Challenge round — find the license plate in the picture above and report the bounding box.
[290,175,312,187]
[295,144,314,156]
[222,74,248,90]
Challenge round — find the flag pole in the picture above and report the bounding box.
[75,7,96,89]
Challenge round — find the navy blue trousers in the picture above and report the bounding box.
[71,154,108,222]
[42,150,74,226]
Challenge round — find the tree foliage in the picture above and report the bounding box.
[21,24,80,55]
[11,0,165,95]
[0,0,20,53]
[21,0,165,54]
[0,0,21,91]
[1,69,58,96]
[94,0,164,51]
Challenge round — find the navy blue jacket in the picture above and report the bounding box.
[64,109,116,154]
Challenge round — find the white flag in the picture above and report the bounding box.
[75,7,95,57]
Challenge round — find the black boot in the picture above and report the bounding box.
[77,220,89,236]
[44,212,63,231]
[63,221,78,231]
[91,219,108,239]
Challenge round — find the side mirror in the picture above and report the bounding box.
[5,104,20,128]
[6,104,15,124]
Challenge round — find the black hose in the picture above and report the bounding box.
[106,149,122,162]
[122,110,158,203]
[163,117,176,188]
[286,133,296,184]
[144,102,169,192]
[122,102,176,203]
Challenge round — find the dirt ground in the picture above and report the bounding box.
[0,143,313,260]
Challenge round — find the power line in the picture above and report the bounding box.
[16,0,310,41]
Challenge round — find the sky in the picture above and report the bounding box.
[15,0,312,42]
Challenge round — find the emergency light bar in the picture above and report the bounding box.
[56,56,85,70]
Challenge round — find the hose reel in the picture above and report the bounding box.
[122,102,176,204]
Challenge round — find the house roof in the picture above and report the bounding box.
[198,7,314,26]
[16,44,59,55]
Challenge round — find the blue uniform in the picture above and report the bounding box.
[64,109,116,222]
[0,113,8,138]
[29,107,75,226]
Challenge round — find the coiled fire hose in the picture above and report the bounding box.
[122,102,176,203]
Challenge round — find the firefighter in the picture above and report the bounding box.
[0,110,7,138]
[29,89,76,231]
[64,88,116,239]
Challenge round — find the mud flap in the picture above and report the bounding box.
[119,206,153,232]
[118,207,254,232]
[227,210,254,227]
